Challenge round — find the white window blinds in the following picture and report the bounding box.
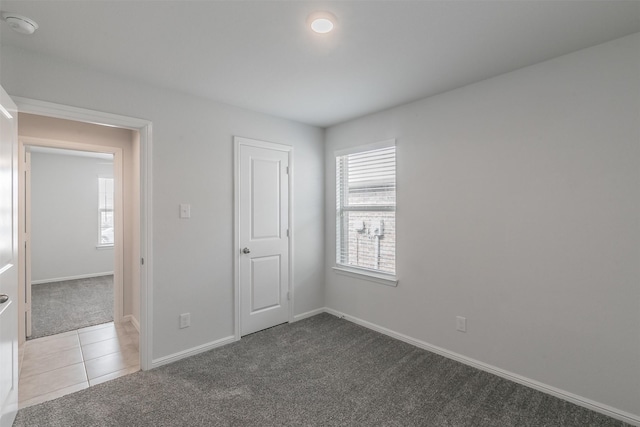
[336,143,396,275]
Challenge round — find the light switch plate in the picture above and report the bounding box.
[456,316,467,332]
[179,313,191,328]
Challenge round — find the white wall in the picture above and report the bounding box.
[0,45,326,360]
[324,33,640,419]
[30,151,114,282]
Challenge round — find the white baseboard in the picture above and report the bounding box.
[122,315,140,332]
[151,335,236,369]
[322,308,640,426]
[293,307,325,322]
[151,308,326,371]
[31,272,114,285]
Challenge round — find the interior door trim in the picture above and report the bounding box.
[233,136,293,341]
[19,137,124,337]
[12,97,154,371]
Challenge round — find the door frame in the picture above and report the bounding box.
[19,138,124,337]
[13,97,154,371]
[233,136,294,340]
[0,86,19,427]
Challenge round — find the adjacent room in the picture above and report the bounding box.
[0,1,638,426]
[13,114,142,408]
[28,146,115,340]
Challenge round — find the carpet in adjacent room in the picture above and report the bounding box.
[29,275,114,339]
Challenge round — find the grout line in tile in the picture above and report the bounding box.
[26,329,79,344]
[79,340,90,381]
[20,347,84,379]
[89,365,140,387]
[77,322,115,335]
[19,361,88,402]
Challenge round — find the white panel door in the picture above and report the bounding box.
[0,86,19,427]
[237,138,290,336]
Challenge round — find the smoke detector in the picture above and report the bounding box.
[2,12,39,35]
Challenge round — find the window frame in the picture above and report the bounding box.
[97,176,115,248]
[334,139,398,286]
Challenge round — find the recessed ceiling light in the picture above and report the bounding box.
[1,12,39,35]
[308,11,337,34]
[311,18,333,34]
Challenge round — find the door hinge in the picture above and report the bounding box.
[141,258,144,265]
[286,229,289,237]
[286,166,289,174]
[287,291,290,301]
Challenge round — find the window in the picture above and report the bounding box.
[98,177,114,246]
[336,141,396,282]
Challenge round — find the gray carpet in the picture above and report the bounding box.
[14,313,629,426]
[29,275,113,339]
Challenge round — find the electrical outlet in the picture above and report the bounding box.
[179,313,191,329]
[456,316,467,333]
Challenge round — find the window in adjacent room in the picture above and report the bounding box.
[98,176,114,247]
[335,140,397,284]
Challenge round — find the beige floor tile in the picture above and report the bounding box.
[119,344,140,362]
[23,334,80,361]
[20,346,84,378]
[19,382,89,409]
[23,341,83,363]
[123,328,138,339]
[120,323,138,335]
[85,351,139,380]
[18,321,140,402]
[28,330,78,343]
[77,322,114,334]
[78,326,125,346]
[89,365,140,386]
[19,362,87,401]
[81,335,135,361]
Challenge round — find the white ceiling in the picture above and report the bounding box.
[1,1,639,128]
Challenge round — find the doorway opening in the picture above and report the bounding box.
[16,112,143,407]
[25,146,117,339]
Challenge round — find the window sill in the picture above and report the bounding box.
[96,244,114,250]
[333,266,398,287]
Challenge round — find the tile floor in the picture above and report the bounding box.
[18,321,139,408]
